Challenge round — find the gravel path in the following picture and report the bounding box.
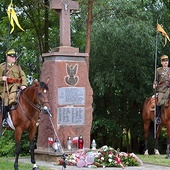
[19,158,170,170]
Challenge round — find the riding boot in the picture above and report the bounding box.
[2,106,9,127]
[155,105,161,124]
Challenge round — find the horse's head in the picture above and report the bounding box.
[34,78,51,116]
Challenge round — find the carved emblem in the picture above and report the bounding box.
[62,0,70,14]
[65,63,79,85]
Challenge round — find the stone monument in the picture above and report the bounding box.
[36,0,93,159]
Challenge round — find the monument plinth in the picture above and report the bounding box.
[36,0,93,159]
[51,46,79,53]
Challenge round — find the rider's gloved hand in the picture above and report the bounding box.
[21,86,27,90]
[2,76,7,81]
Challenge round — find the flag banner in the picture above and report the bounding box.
[7,1,24,34]
[157,24,170,46]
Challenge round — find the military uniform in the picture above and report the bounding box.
[0,62,27,106]
[153,55,170,124]
[0,49,27,127]
[155,67,170,106]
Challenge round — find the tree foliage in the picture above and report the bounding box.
[90,0,170,152]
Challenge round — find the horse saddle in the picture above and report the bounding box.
[10,103,18,111]
[10,89,23,111]
[150,96,157,111]
[150,96,169,112]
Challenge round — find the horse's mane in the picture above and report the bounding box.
[39,81,48,90]
[20,81,48,95]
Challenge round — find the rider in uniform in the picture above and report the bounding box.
[153,55,170,124]
[0,49,27,127]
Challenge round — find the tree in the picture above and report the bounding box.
[85,0,94,71]
[89,0,167,152]
[0,0,60,81]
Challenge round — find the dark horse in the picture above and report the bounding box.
[0,78,50,170]
[142,96,170,158]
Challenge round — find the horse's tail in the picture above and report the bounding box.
[149,121,154,139]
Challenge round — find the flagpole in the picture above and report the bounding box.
[6,0,14,52]
[6,13,11,52]
[154,20,158,140]
[1,0,13,127]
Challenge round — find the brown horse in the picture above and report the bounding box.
[142,96,170,158]
[0,78,50,170]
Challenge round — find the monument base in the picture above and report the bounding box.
[35,147,90,163]
[35,149,61,163]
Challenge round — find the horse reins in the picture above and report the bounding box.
[23,86,49,111]
[23,92,41,112]
[18,86,49,121]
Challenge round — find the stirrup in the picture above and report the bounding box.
[2,119,9,127]
[155,117,161,124]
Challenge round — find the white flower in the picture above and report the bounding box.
[120,152,128,157]
[101,145,108,151]
[108,154,112,158]
[108,158,113,163]
[98,152,102,156]
[101,157,104,161]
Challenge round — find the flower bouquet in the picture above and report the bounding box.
[94,146,142,168]
[58,145,142,168]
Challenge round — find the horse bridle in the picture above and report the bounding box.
[23,87,50,112]
[36,88,50,111]
[18,86,50,121]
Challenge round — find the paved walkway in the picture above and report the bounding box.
[19,158,170,170]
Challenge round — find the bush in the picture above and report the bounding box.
[0,131,15,156]
[0,130,31,157]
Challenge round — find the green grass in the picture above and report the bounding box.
[0,157,51,170]
[137,154,170,166]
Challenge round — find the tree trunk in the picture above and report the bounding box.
[44,0,49,53]
[131,136,139,153]
[85,0,93,71]
[126,129,130,152]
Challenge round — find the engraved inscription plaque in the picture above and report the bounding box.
[58,87,85,105]
[58,107,85,125]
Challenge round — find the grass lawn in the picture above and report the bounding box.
[0,157,50,170]
[137,154,170,166]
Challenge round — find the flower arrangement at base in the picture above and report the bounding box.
[58,145,143,168]
[94,146,123,168]
[94,146,142,168]
[59,154,77,166]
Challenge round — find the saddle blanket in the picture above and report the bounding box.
[7,112,15,130]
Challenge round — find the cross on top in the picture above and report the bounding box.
[50,0,79,47]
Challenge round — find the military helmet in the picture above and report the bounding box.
[160,55,169,61]
[6,49,16,57]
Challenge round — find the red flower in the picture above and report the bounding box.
[115,156,121,164]
[58,160,63,165]
[108,151,113,154]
